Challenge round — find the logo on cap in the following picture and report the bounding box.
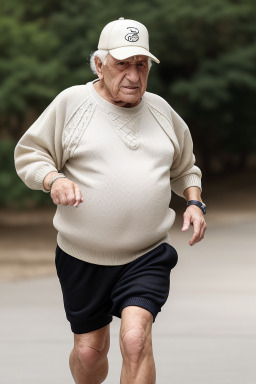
[125,27,139,42]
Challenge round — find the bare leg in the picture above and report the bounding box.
[119,306,156,384]
[69,324,110,384]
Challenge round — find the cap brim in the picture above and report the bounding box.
[109,46,160,64]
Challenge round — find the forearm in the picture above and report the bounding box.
[182,186,206,246]
[183,186,202,202]
[14,95,66,192]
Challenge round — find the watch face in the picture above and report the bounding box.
[201,202,206,214]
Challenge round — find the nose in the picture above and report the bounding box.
[126,64,140,84]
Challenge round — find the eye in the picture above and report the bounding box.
[117,61,129,70]
[137,62,147,68]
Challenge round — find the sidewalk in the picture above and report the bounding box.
[1,210,256,384]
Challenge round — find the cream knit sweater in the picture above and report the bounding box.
[14,79,202,265]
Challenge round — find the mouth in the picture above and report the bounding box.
[122,86,139,91]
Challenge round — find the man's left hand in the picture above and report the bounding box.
[181,205,207,246]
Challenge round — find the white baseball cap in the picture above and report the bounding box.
[98,17,160,64]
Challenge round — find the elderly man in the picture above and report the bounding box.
[14,17,206,384]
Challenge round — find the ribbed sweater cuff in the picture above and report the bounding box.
[34,165,58,193]
[171,174,202,198]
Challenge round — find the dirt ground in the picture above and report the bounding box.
[0,172,255,281]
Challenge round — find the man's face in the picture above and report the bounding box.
[95,54,149,107]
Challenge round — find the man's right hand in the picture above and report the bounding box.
[43,172,84,208]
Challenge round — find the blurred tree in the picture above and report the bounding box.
[147,0,256,174]
[0,1,62,140]
[0,0,256,207]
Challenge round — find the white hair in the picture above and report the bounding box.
[89,50,152,76]
[90,50,109,75]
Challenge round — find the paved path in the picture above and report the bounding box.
[1,212,256,384]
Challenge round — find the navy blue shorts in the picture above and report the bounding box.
[55,242,178,334]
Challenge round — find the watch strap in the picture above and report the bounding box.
[187,200,206,214]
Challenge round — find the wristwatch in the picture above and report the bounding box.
[187,200,207,214]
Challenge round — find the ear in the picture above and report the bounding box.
[94,56,104,80]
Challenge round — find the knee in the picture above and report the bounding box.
[120,327,151,364]
[75,344,107,370]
